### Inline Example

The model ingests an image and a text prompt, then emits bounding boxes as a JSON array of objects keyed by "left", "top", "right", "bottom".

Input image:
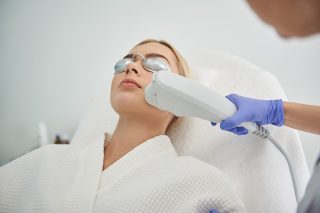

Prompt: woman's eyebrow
[{"left": 123, "top": 53, "right": 171, "bottom": 65}]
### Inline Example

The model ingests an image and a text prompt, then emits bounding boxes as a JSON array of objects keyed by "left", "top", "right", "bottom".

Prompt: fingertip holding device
[{"left": 144, "top": 71, "right": 299, "bottom": 203}]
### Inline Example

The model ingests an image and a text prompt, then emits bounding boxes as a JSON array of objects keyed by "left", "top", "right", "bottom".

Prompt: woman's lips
[
  {"left": 121, "top": 82, "right": 140, "bottom": 88},
  {"left": 120, "top": 78, "right": 142, "bottom": 89}
]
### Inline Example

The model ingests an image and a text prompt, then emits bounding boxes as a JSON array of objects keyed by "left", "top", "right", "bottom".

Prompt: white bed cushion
[{"left": 71, "top": 51, "right": 309, "bottom": 213}]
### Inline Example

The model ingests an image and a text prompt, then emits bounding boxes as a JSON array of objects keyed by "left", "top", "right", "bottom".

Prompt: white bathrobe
[{"left": 0, "top": 134, "right": 245, "bottom": 213}]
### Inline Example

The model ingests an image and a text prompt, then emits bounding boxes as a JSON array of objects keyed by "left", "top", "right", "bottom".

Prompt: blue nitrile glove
[
  {"left": 209, "top": 209, "right": 219, "bottom": 213},
  {"left": 211, "top": 94, "right": 284, "bottom": 135}
]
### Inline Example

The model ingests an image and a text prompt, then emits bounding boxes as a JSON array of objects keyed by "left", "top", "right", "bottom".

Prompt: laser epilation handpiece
[
  {"left": 144, "top": 71, "right": 261, "bottom": 135},
  {"left": 144, "top": 71, "right": 299, "bottom": 203}
]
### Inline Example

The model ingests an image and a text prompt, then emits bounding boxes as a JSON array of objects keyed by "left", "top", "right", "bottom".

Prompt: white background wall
[{"left": 1, "top": 0, "right": 319, "bottom": 170}]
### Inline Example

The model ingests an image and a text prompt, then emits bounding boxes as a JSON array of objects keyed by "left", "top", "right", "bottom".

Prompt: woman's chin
[{"left": 111, "top": 95, "right": 144, "bottom": 111}]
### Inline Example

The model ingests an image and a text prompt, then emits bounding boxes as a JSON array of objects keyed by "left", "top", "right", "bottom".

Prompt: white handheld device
[{"left": 144, "top": 71, "right": 258, "bottom": 133}]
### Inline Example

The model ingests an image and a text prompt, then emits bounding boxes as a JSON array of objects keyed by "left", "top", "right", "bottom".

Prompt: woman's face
[{"left": 110, "top": 42, "right": 180, "bottom": 122}]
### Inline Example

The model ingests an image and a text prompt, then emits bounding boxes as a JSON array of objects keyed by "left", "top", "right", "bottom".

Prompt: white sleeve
[{"left": 0, "top": 147, "right": 45, "bottom": 212}]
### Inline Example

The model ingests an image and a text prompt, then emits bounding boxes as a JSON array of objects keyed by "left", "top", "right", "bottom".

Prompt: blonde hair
[{"left": 134, "top": 39, "right": 192, "bottom": 135}]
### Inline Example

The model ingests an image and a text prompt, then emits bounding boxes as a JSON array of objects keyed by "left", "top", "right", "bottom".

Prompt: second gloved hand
[{"left": 211, "top": 94, "right": 284, "bottom": 135}]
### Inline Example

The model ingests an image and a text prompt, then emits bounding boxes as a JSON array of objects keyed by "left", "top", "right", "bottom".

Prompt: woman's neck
[{"left": 102, "top": 116, "right": 167, "bottom": 171}]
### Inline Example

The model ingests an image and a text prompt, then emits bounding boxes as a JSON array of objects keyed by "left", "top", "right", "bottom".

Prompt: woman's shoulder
[{"left": 0, "top": 144, "right": 79, "bottom": 172}]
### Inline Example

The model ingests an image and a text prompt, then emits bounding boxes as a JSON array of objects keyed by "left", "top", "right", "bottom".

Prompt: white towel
[{"left": 71, "top": 51, "right": 310, "bottom": 213}]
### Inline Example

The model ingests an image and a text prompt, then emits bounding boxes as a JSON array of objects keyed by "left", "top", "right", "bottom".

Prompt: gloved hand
[{"left": 211, "top": 94, "right": 284, "bottom": 135}]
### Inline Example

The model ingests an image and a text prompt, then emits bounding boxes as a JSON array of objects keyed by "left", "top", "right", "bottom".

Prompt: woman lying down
[{"left": 0, "top": 39, "right": 245, "bottom": 213}]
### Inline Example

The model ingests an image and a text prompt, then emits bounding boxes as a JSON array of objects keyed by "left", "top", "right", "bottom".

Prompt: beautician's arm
[
  {"left": 211, "top": 94, "right": 320, "bottom": 135},
  {"left": 284, "top": 102, "right": 320, "bottom": 135}
]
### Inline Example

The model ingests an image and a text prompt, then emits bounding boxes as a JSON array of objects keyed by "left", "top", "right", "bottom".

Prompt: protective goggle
[{"left": 114, "top": 53, "right": 171, "bottom": 74}]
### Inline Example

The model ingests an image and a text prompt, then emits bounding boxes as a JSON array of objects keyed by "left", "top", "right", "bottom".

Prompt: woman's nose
[{"left": 126, "top": 61, "right": 140, "bottom": 75}]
